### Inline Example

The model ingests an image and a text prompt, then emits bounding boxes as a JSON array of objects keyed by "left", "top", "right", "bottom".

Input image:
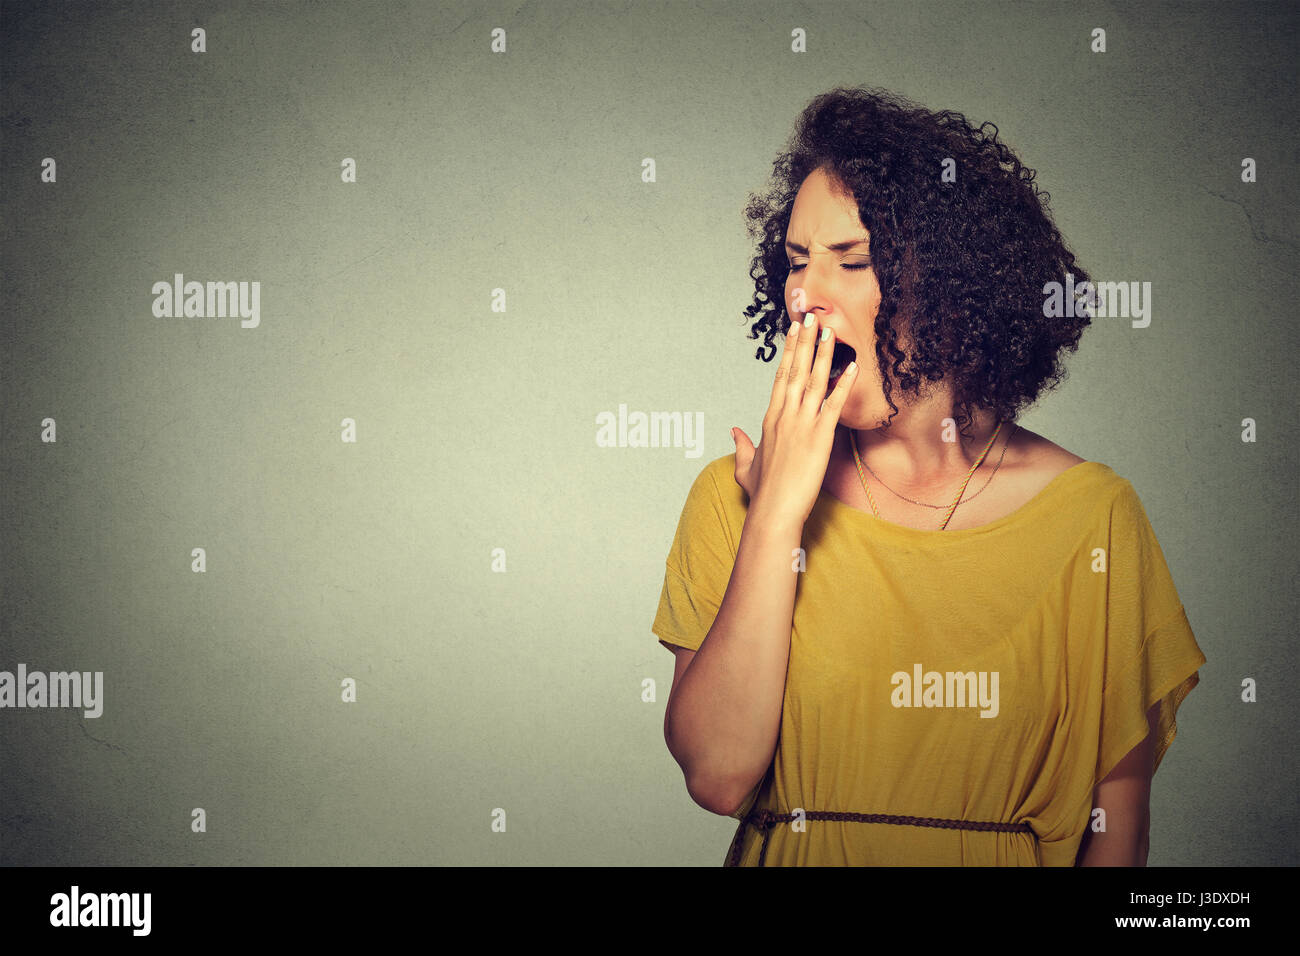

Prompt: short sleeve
[
  {"left": 653, "top": 459, "right": 760, "bottom": 821},
  {"left": 651, "top": 458, "right": 741, "bottom": 653},
  {"left": 1094, "top": 480, "right": 1207, "bottom": 787}
]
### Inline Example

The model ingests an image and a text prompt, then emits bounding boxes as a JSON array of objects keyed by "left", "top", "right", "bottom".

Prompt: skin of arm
[
  {"left": 1075, "top": 701, "right": 1161, "bottom": 866},
  {"left": 663, "top": 511, "right": 804, "bottom": 816}
]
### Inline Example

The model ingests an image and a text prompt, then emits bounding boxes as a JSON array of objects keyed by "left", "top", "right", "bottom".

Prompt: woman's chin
[
  {"left": 832, "top": 395, "right": 865, "bottom": 426},
  {"left": 834, "top": 397, "right": 886, "bottom": 431}
]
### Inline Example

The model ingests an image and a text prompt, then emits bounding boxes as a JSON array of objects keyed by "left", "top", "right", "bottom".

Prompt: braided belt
[{"left": 725, "top": 808, "right": 1037, "bottom": 867}]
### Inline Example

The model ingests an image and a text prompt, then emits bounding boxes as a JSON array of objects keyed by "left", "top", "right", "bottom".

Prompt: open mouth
[{"left": 826, "top": 341, "right": 857, "bottom": 391}]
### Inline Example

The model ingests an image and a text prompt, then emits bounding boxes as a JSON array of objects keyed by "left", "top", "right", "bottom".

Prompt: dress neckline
[{"left": 814, "top": 460, "right": 1110, "bottom": 538}]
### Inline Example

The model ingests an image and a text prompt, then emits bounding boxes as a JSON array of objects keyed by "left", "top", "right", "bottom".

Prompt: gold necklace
[
  {"left": 850, "top": 422, "right": 1013, "bottom": 530},
  {"left": 856, "top": 423, "right": 1019, "bottom": 508}
]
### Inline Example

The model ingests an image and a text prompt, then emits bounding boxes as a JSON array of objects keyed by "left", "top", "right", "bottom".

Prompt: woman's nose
[
  {"left": 793, "top": 258, "right": 839, "bottom": 307},
  {"left": 790, "top": 281, "right": 830, "bottom": 319}
]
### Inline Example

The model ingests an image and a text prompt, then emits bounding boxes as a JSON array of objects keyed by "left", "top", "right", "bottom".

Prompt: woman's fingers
[
  {"left": 819, "top": 359, "right": 858, "bottom": 431},
  {"left": 785, "top": 313, "right": 818, "bottom": 409},
  {"left": 803, "top": 323, "right": 835, "bottom": 416},
  {"left": 739, "top": 310, "right": 856, "bottom": 529},
  {"left": 765, "top": 316, "right": 800, "bottom": 426}
]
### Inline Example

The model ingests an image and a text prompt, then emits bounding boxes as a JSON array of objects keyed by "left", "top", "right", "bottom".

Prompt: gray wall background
[{"left": 1, "top": 0, "right": 1295, "bottom": 865}]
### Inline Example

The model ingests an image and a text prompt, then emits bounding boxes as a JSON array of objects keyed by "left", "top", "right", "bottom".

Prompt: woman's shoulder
[
  {"left": 1016, "top": 428, "right": 1110, "bottom": 485},
  {"left": 1015, "top": 427, "right": 1086, "bottom": 474},
  {"left": 676, "top": 453, "right": 749, "bottom": 521},
  {"left": 1013, "top": 427, "right": 1127, "bottom": 503}
]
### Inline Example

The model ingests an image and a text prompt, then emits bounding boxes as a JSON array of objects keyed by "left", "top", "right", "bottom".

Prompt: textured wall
[{"left": 1, "top": 0, "right": 1295, "bottom": 866}]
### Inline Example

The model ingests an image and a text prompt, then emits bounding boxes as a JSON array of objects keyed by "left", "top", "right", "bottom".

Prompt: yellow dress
[{"left": 652, "top": 454, "right": 1207, "bottom": 866}]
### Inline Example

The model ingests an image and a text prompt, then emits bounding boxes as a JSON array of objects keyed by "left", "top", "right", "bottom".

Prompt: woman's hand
[{"left": 732, "top": 313, "right": 858, "bottom": 529}]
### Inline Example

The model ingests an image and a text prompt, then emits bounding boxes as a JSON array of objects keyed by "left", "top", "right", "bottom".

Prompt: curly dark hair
[{"left": 742, "top": 86, "right": 1093, "bottom": 439}]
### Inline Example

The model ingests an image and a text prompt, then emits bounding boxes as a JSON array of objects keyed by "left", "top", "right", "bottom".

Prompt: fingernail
[
  {"left": 820, "top": 327, "right": 830, "bottom": 342},
  {"left": 803, "top": 313, "right": 815, "bottom": 328}
]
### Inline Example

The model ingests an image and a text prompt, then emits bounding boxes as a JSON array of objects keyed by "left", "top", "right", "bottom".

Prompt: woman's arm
[
  {"left": 1075, "top": 701, "right": 1161, "bottom": 866},
  {"left": 663, "top": 511, "right": 803, "bottom": 815}
]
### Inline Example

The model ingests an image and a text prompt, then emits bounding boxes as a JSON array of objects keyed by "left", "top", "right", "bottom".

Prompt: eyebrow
[{"left": 784, "top": 238, "right": 870, "bottom": 254}]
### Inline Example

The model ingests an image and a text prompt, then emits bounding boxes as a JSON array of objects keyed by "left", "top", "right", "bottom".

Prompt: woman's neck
[{"left": 846, "top": 409, "right": 1009, "bottom": 492}]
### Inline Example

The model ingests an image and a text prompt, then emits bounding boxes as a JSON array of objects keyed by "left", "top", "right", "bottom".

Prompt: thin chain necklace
[
  {"left": 856, "top": 422, "right": 1019, "bottom": 509},
  {"left": 850, "top": 422, "right": 1014, "bottom": 530}
]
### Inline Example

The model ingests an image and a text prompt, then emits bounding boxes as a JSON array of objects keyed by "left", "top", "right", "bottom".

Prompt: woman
[{"left": 652, "top": 87, "right": 1206, "bottom": 866}]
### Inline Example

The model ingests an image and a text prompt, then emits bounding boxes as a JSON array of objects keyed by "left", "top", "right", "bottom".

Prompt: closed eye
[{"left": 788, "top": 262, "right": 871, "bottom": 272}]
